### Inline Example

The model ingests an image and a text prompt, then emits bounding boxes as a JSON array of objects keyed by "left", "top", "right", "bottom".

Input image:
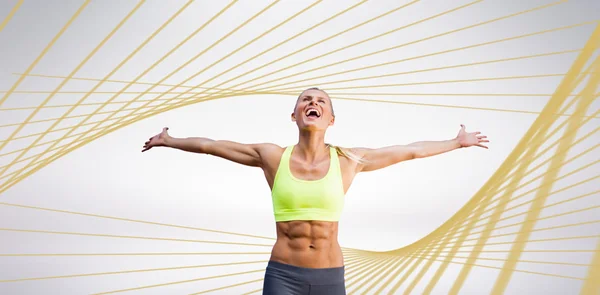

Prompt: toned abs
[
  {"left": 270, "top": 220, "right": 343, "bottom": 268},
  {"left": 261, "top": 145, "right": 359, "bottom": 269}
]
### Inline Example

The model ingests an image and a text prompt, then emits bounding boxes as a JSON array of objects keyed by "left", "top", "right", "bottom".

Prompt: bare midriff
[{"left": 269, "top": 220, "right": 343, "bottom": 268}]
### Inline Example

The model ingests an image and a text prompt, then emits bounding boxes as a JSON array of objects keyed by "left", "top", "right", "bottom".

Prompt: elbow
[
  {"left": 412, "top": 147, "right": 427, "bottom": 159},
  {"left": 196, "top": 139, "right": 215, "bottom": 154}
]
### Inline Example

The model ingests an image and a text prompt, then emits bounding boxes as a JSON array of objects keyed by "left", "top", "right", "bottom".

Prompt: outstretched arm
[
  {"left": 141, "top": 127, "right": 277, "bottom": 167},
  {"left": 354, "top": 124, "right": 489, "bottom": 172}
]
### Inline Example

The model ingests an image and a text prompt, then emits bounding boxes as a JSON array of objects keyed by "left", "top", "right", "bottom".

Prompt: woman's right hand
[{"left": 142, "top": 127, "right": 171, "bottom": 152}]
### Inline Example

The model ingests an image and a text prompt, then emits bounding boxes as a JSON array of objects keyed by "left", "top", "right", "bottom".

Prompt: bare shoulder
[
  {"left": 253, "top": 143, "right": 285, "bottom": 165},
  {"left": 253, "top": 142, "right": 285, "bottom": 154},
  {"left": 345, "top": 146, "right": 370, "bottom": 156},
  {"left": 251, "top": 143, "right": 286, "bottom": 181},
  {"left": 336, "top": 146, "right": 371, "bottom": 159},
  {"left": 332, "top": 146, "right": 370, "bottom": 172}
]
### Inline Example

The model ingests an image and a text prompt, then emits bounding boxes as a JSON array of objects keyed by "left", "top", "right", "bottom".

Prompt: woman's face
[{"left": 292, "top": 89, "right": 335, "bottom": 131}]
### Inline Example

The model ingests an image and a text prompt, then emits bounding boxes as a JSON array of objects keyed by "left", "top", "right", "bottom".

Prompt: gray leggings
[{"left": 262, "top": 261, "right": 346, "bottom": 295}]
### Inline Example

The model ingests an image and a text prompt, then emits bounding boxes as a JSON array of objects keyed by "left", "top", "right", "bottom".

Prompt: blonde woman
[{"left": 142, "top": 87, "right": 489, "bottom": 294}]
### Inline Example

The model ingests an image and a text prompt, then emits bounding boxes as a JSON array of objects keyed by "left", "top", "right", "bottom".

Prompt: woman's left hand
[{"left": 456, "top": 124, "right": 489, "bottom": 149}]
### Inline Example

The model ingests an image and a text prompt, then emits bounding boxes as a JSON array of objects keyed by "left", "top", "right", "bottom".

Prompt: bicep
[{"left": 202, "top": 140, "right": 272, "bottom": 167}]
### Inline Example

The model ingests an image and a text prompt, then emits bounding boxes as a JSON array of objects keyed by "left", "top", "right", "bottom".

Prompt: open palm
[
  {"left": 142, "top": 127, "right": 170, "bottom": 152},
  {"left": 456, "top": 124, "right": 489, "bottom": 149}
]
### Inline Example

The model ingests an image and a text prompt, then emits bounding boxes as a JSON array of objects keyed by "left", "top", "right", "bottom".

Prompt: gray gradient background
[{"left": 0, "top": 0, "right": 599, "bottom": 294}]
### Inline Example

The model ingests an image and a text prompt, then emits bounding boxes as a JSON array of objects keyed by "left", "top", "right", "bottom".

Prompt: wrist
[
  {"left": 162, "top": 135, "right": 174, "bottom": 147},
  {"left": 452, "top": 137, "right": 462, "bottom": 148}
]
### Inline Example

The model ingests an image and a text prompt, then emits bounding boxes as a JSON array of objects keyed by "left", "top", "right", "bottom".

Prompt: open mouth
[{"left": 305, "top": 108, "right": 321, "bottom": 118}]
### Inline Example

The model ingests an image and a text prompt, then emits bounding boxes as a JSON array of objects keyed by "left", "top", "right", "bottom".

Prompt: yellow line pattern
[
  {"left": 0, "top": 0, "right": 23, "bottom": 33},
  {"left": 0, "top": 1, "right": 598, "bottom": 294}
]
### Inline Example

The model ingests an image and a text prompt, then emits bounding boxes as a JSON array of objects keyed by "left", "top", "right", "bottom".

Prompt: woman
[{"left": 141, "top": 87, "right": 489, "bottom": 294}]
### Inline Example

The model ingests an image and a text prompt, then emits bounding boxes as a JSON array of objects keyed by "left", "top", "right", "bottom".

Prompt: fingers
[
  {"left": 142, "top": 141, "right": 151, "bottom": 152},
  {"left": 477, "top": 135, "right": 489, "bottom": 144},
  {"left": 458, "top": 125, "right": 489, "bottom": 149},
  {"left": 142, "top": 137, "right": 154, "bottom": 152},
  {"left": 142, "top": 127, "right": 167, "bottom": 153},
  {"left": 142, "top": 127, "right": 167, "bottom": 152}
]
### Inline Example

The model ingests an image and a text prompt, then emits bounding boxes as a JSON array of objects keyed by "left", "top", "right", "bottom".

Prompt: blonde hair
[
  {"left": 327, "top": 144, "right": 367, "bottom": 164},
  {"left": 298, "top": 87, "right": 368, "bottom": 164}
]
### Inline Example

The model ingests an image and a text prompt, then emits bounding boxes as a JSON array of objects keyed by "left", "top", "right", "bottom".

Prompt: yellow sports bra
[{"left": 271, "top": 145, "right": 345, "bottom": 222}]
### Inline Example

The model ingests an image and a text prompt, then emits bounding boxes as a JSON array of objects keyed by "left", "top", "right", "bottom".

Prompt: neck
[{"left": 296, "top": 129, "right": 328, "bottom": 162}]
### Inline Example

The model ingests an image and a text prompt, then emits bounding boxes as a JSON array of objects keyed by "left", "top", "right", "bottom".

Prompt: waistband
[{"left": 266, "top": 260, "right": 345, "bottom": 285}]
